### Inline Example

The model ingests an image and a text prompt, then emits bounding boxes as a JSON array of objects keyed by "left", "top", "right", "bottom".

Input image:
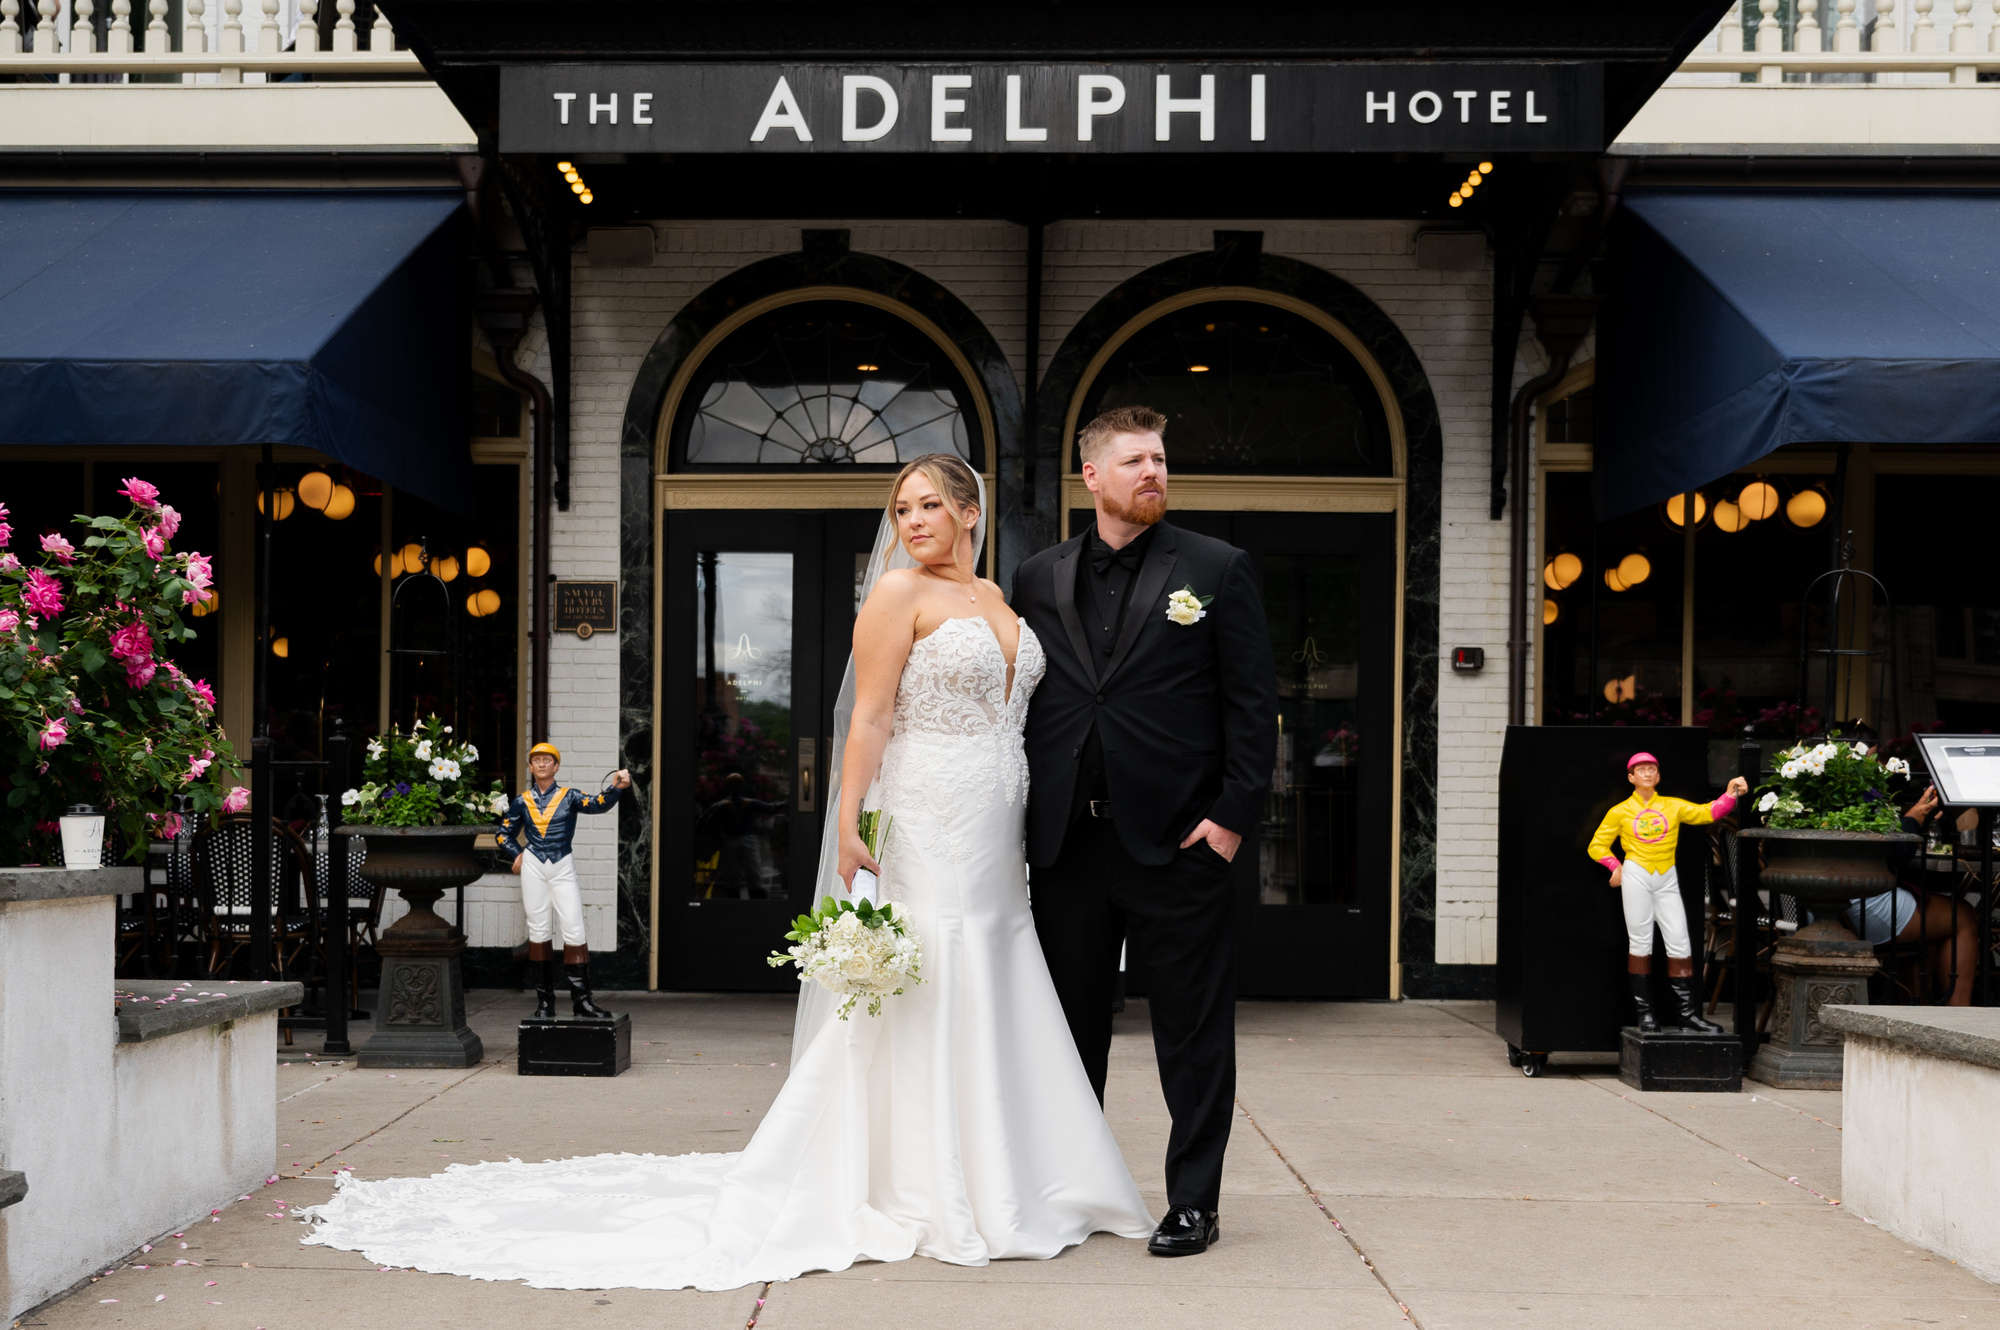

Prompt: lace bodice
[
  {"left": 890, "top": 616, "right": 1044, "bottom": 738},
  {"left": 875, "top": 617, "right": 1045, "bottom": 862}
]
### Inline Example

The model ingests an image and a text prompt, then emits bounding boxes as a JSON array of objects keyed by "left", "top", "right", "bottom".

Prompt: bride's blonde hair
[{"left": 884, "top": 454, "right": 981, "bottom": 566}]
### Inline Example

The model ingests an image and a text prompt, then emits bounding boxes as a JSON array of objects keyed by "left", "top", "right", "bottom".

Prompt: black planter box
[
  {"left": 1619, "top": 1027, "right": 1743, "bottom": 1093},
  {"left": 518, "top": 1013, "right": 631, "bottom": 1077}
]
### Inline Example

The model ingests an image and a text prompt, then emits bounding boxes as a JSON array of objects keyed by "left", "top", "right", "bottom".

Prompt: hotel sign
[{"left": 499, "top": 63, "right": 1602, "bottom": 154}]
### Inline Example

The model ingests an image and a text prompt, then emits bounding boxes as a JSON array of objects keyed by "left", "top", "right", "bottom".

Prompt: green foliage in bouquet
[
  {"left": 341, "top": 714, "right": 504, "bottom": 827},
  {"left": 1754, "top": 737, "right": 1910, "bottom": 834},
  {"left": 856, "top": 808, "right": 893, "bottom": 861},
  {"left": 773, "top": 893, "right": 906, "bottom": 951},
  {"left": 0, "top": 480, "right": 240, "bottom": 864}
]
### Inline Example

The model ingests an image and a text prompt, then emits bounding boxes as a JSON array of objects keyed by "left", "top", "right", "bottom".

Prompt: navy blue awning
[
  {"left": 0, "top": 190, "right": 471, "bottom": 514},
  {"left": 1596, "top": 190, "right": 2000, "bottom": 518}
]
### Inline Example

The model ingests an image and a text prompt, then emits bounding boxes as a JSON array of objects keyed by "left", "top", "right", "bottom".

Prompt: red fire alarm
[{"left": 1451, "top": 647, "right": 1485, "bottom": 672}]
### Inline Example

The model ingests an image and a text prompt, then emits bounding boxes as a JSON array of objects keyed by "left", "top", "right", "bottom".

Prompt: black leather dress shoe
[{"left": 1147, "top": 1204, "right": 1220, "bottom": 1256}]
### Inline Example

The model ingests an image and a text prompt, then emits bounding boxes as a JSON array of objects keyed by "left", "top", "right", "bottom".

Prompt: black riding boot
[
  {"left": 1626, "top": 972, "right": 1659, "bottom": 1033},
  {"left": 532, "top": 952, "right": 558, "bottom": 1020},
  {"left": 566, "top": 963, "right": 612, "bottom": 1020},
  {"left": 1669, "top": 978, "right": 1723, "bottom": 1033}
]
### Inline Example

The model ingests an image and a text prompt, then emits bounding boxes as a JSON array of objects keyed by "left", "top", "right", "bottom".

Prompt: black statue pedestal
[
  {"left": 1619, "top": 1027, "right": 1743, "bottom": 1093},
  {"left": 519, "top": 1014, "right": 631, "bottom": 1077},
  {"left": 338, "top": 826, "right": 490, "bottom": 1069}
]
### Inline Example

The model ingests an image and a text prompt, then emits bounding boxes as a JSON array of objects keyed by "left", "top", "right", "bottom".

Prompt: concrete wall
[
  {"left": 1841, "top": 1032, "right": 2000, "bottom": 1283},
  {"left": 561, "top": 216, "right": 1509, "bottom": 971},
  {"left": 0, "top": 897, "right": 279, "bottom": 1320}
]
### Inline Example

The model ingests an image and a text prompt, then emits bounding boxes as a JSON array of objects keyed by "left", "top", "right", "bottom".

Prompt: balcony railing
[
  {"left": 0, "top": 0, "right": 425, "bottom": 81},
  {"left": 1681, "top": 0, "right": 2000, "bottom": 83}
]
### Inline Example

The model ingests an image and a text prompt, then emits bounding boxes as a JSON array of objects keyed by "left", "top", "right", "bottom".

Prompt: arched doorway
[
  {"left": 1061, "top": 287, "right": 1413, "bottom": 1000},
  {"left": 641, "top": 281, "right": 1009, "bottom": 990}
]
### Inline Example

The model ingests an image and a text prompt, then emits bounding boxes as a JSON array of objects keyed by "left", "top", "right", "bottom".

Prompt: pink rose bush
[{"left": 0, "top": 479, "right": 235, "bottom": 865}]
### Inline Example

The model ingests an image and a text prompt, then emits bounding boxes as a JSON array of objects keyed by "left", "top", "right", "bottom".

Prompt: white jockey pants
[
  {"left": 521, "top": 852, "right": 586, "bottom": 948},
  {"left": 1620, "top": 864, "right": 1692, "bottom": 960}
]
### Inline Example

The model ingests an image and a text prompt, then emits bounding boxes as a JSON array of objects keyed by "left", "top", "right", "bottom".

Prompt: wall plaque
[
  {"left": 499, "top": 61, "right": 1603, "bottom": 155},
  {"left": 554, "top": 581, "right": 618, "bottom": 640}
]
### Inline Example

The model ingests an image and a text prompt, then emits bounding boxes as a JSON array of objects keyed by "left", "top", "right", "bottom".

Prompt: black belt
[{"left": 1089, "top": 799, "right": 1114, "bottom": 820}]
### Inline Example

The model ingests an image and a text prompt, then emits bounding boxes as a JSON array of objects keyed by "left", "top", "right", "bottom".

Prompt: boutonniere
[{"left": 1165, "top": 584, "right": 1213, "bottom": 626}]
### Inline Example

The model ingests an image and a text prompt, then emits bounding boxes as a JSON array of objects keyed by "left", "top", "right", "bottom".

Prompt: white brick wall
[
  {"left": 378, "top": 872, "right": 538, "bottom": 950},
  {"left": 557, "top": 217, "right": 1517, "bottom": 969}
]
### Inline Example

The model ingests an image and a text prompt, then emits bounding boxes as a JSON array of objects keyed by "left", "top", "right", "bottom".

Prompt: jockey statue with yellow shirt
[
  {"left": 1587, "top": 753, "right": 1748, "bottom": 1035},
  {"left": 497, "top": 742, "right": 632, "bottom": 1020}
]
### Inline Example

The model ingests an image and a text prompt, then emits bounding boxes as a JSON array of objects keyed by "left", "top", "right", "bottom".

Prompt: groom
[{"left": 1012, "top": 405, "right": 1277, "bottom": 1256}]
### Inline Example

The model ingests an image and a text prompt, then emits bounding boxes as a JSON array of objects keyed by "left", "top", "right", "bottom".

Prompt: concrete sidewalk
[{"left": 22, "top": 993, "right": 1994, "bottom": 1330}]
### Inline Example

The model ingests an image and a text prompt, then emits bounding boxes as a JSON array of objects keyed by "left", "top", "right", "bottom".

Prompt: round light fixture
[
  {"left": 580, "top": 192, "right": 594, "bottom": 205},
  {"left": 1458, "top": 185, "right": 1473, "bottom": 199},
  {"left": 1543, "top": 551, "right": 1582, "bottom": 591},
  {"left": 400, "top": 542, "right": 425, "bottom": 574},
  {"left": 1617, "top": 552, "right": 1652, "bottom": 587},
  {"left": 323, "top": 484, "right": 356, "bottom": 521},
  {"left": 1603, "top": 674, "right": 1636, "bottom": 704},
  {"left": 1786, "top": 488, "right": 1827, "bottom": 528},
  {"left": 556, "top": 161, "right": 573, "bottom": 172},
  {"left": 467, "top": 588, "right": 502, "bottom": 618},
  {"left": 1479, "top": 161, "right": 1494, "bottom": 173},
  {"left": 1738, "top": 479, "right": 1780, "bottom": 522},
  {"left": 270, "top": 634, "right": 289, "bottom": 659},
  {"left": 1605, "top": 566, "right": 1630, "bottom": 593},
  {"left": 1543, "top": 597, "right": 1559, "bottom": 626},
  {"left": 571, "top": 181, "right": 585, "bottom": 195},
  {"left": 855, "top": 363, "right": 880, "bottom": 372},
  {"left": 434, "top": 554, "right": 460, "bottom": 583},
  {"left": 1188, "top": 364, "right": 1211, "bottom": 373},
  {"left": 1664, "top": 492, "right": 1709, "bottom": 528},
  {"left": 1712, "top": 499, "right": 1748, "bottom": 533},
  {"left": 255, "top": 487, "right": 296, "bottom": 520},
  {"left": 297, "top": 470, "right": 334, "bottom": 511},
  {"left": 465, "top": 546, "right": 492, "bottom": 578},
  {"left": 1448, "top": 196, "right": 1463, "bottom": 208}
]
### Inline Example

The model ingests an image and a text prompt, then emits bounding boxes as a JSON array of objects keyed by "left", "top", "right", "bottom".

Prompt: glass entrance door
[
  {"left": 1076, "top": 509, "right": 1398, "bottom": 998},
  {"left": 660, "top": 508, "right": 880, "bottom": 989}
]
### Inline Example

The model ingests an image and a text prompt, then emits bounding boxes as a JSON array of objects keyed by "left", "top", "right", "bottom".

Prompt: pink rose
[
  {"left": 142, "top": 527, "right": 167, "bottom": 561},
  {"left": 124, "top": 658, "right": 157, "bottom": 689},
  {"left": 152, "top": 812, "right": 184, "bottom": 839},
  {"left": 0, "top": 553, "right": 18, "bottom": 572},
  {"left": 0, "top": 610, "right": 15, "bottom": 633},
  {"left": 221, "top": 785, "right": 250, "bottom": 814},
  {"left": 118, "top": 477, "right": 160, "bottom": 509},
  {"left": 66, "top": 695, "right": 82, "bottom": 715},
  {"left": 109, "top": 621, "right": 153, "bottom": 662},
  {"left": 188, "top": 678, "right": 217, "bottom": 710},
  {"left": 188, "top": 748, "right": 214, "bottom": 781},
  {"left": 39, "top": 533, "right": 76, "bottom": 565},
  {"left": 180, "top": 552, "right": 213, "bottom": 605},
  {"left": 157, "top": 505, "right": 181, "bottom": 540},
  {"left": 37, "top": 716, "right": 67, "bottom": 750},
  {"left": 22, "top": 568, "right": 62, "bottom": 619}
]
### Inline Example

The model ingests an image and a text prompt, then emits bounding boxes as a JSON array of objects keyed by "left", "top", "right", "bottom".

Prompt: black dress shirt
[{"left": 1069, "top": 523, "right": 1159, "bottom": 821}]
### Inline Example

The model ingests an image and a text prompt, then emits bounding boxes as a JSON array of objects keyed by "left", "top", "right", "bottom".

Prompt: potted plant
[
  {"left": 0, "top": 481, "right": 242, "bottom": 867},
  {"left": 1741, "top": 736, "right": 1919, "bottom": 1089},
  {"left": 335, "top": 715, "right": 506, "bottom": 934},
  {"left": 334, "top": 715, "right": 503, "bottom": 1068}
]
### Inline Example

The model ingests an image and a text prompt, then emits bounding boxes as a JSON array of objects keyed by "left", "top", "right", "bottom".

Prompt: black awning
[
  {"left": 0, "top": 190, "right": 472, "bottom": 514},
  {"left": 1596, "top": 190, "right": 2000, "bottom": 519}
]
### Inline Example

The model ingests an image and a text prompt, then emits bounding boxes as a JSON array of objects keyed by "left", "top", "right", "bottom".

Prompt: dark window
[
  {"left": 670, "top": 300, "right": 980, "bottom": 470},
  {"left": 1544, "top": 385, "right": 1594, "bottom": 444},
  {"left": 1075, "top": 300, "right": 1393, "bottom": 475},
  {"left": 471, "top": 374, "right": 522, "bottom": 439}
]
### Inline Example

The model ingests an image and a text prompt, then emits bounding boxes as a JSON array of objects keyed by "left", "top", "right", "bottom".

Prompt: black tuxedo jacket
[{"left": 1013, "top": 519, "right": 1278, "bottom": 868}]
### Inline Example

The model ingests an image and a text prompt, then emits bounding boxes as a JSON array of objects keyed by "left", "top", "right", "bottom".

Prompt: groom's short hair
[{"left": 1078, "top": 405, "right": 1168, "bottom": 466}]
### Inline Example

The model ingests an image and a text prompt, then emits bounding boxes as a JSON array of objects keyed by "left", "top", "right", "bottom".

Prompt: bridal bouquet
[{"left": 768, "top": 811, "right": 922, "bottom": 1018}]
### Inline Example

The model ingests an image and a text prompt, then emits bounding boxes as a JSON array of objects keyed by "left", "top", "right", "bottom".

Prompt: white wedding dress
[{"left": 302, "top": 615, "right": 1155, "bottom": 1290}]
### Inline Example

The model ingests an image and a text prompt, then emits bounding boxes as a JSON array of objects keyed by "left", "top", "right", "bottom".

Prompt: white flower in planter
[{"left": 1757, "top": 791, "right": 1778, "bottom": 813}]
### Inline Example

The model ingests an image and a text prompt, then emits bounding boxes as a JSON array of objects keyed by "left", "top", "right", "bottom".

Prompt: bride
[{"left": 302, "top": 454, "right": 1154, "bottom": 1290}]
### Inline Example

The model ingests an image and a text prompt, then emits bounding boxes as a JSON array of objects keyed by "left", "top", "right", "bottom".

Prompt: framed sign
[
  {"left": 499, "top": 61, "right": 1603, "bottom": 155},
  {"left": 1913, "top": 734, "right": 2000, "bottom": 807},
  {"left": 554, "top": 581, "right": 618, "bottom": 640}
]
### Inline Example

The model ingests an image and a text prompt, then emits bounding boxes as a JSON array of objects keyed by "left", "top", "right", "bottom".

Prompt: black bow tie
[{"left": 1090, "top": 538, "right": 1144, "bottom": 576}]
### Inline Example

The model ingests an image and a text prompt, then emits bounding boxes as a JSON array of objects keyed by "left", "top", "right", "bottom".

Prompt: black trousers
[{"left": 1031, "top": 815, "right": 1238, "bottom": 1213}]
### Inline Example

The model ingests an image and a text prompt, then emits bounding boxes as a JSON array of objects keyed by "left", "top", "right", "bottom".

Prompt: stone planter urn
[
  {"left": 335, "top": 824, "right": 496, "bottom": 1068},
  {"left": 1739, "top": 826, "right": 1918, "bottom": 1090}
]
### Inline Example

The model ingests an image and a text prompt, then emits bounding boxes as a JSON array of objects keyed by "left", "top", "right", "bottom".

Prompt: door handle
[{"left": 797, "top": 737, "right": 818, "bottom": 813}]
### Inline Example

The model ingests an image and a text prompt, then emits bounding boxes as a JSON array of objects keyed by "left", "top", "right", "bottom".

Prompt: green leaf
[{"left": 72, "top": 640, "right": 108, "bottom": 677}]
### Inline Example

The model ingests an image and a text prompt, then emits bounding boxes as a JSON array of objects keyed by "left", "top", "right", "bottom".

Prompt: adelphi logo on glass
[{"left": 499, "top": 63, "right": 1602, "bottom": 155}]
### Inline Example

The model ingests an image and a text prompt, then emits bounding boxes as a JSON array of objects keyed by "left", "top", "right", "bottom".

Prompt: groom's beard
[{"left": 1101, "top": 484, "right": 1167, "bottom": 527}]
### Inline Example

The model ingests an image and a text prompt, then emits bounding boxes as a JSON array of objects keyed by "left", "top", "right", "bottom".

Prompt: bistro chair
[{"left": 192, "top": 814, "right": 324, "bottom": 986}]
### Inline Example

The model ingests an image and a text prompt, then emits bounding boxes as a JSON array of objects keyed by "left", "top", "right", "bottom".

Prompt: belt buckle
[{"left": 1089, "top": 799, "right": 1113, "bottom": 820}]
